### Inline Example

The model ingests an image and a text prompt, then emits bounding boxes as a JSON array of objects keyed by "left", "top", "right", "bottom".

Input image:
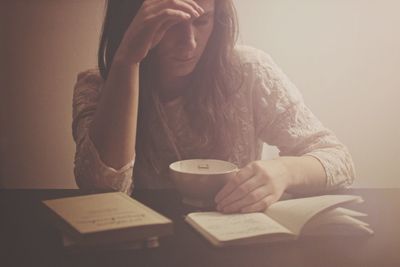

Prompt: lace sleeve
[
  {"left": 249, "top": 49, "right": 355, "bottom": 190},
  {"left": 72, "top": 70, "right": 134, "bottom": 194}
]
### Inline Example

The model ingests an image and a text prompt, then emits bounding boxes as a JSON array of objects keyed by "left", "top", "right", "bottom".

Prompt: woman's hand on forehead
[
  {"left": 114, "top": 0, "right": 205, "bottom": 65},
  {"left": 145, "top": 0, "right": 204, "bottom": 18}
]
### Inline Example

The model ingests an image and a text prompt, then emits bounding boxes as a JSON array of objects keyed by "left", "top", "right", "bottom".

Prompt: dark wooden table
[{"left": 1, "top": 188, "right": 399, "bottom": 267}]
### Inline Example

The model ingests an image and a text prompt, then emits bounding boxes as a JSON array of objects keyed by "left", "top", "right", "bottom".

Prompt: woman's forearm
[
  {"left": 89, "top": 60, "right": 140, "bottom": 169},
  {"left": 278, "top": 156, "right": 327, "bottom": 195}
]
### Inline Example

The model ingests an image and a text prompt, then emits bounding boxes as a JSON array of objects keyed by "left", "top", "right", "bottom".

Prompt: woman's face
[{"left": 153, "top": 0, "right": 215, "bottom": 82}]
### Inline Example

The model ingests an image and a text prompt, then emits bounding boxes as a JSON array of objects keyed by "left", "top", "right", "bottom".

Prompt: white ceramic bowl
[{"left": 169, "top": 159, "right": 238, "bottom": 208}]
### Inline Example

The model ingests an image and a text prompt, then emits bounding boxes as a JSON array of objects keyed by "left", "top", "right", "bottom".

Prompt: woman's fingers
[
  {"left": 139, "top": 0, "right": 206, "bottom": 49},
  {"left": 148, "top": 8, "right": 192, "bottom": 27},
  {"left": 215, "top": 165, "right": 254, "bottom": 203},
  {"left": 164, "top": 0, "right": 205, "bottom": 15},
  {"left": 215, "top": 160, "right": 289, "bottom": 213},
  {"left": 118, "top": 0, "right": 205, "bottom": 63},
  {"left": 145, "top": 0, "right": 204, "bottom": 20},
  {"left": 145, "top": 8, "right": 189, "bottom": 25},
  {"left": 151, "top": 14, "right": 188, "bottom": 46},
  {"left": 219, "top": 186, "right": 272, "bottom": 213},
  {"left": 131, "top": 8, "right": 189, "bottom": 56},
  {"left": 240, "top": 195, "right": 278, "bottom": 213},
  {"left": 147, "top": 9, "right": 193, "bottom": 48},
  {"left": 216, "top": 173, "right": 265, "bottom": 210}
]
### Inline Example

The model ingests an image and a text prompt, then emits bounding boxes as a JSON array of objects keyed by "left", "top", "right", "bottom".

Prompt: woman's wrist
[
  {"left": 113, "top": 38, "right": 144, "bottom": 67},
  {"left": 275, "top": 156, "right": 327, "bottom": 195},
  {"left": 111, "top": 54, "right": 140, "bottom": 71}
]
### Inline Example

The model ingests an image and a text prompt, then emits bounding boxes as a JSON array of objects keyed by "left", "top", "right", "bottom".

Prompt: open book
[
  {"left": 42, "top": 192, "right": 173, "bottom": 247},
  {"left": 185, "top": 195, "right": 373, "bottom": 247}
]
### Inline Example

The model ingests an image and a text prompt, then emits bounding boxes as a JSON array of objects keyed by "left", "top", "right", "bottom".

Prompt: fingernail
[{"left": 196, "top": 6, "right": 204, "bottom": 13}]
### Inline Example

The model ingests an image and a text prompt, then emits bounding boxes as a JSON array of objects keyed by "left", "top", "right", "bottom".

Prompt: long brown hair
[{"left": 98, "top": 0, "right": 243, "bottom": 175}]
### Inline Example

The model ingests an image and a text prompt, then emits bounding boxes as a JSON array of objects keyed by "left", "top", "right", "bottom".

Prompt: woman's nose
[{"left": 179, "top": 23, "right": 197, "bottom": 51}]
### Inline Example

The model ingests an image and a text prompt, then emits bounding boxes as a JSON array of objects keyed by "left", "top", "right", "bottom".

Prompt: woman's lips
[{"left": 173, "top": 56, "right": 196, "bottom": 63}]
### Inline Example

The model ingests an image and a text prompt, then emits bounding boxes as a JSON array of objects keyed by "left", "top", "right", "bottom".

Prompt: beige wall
[
  {"left": 1, "top": 1, "right": 399, "bottom": 188},
  {"left": 2, "top": 0, "right": 104, "bottom": 188},
  {"left": 235, "top": 0, "right": 400, "bottom": 187}
]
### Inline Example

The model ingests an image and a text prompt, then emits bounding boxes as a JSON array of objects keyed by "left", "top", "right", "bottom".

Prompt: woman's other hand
[
  {"left": 214, "top": 160, "right": 291, "bottom": 213},
  {"left": 115, "top": 0, "right": 205, "bottom": 64}
]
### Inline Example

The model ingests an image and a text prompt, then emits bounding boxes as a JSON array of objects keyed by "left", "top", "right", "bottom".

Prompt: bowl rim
[{"left": 169, "top": 159, "right": 238, "bottom": 175}]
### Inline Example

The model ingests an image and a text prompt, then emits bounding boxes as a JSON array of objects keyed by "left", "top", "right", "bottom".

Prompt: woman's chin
[{"left": 168, "top": 65, "right": 197, "bottom": 78}]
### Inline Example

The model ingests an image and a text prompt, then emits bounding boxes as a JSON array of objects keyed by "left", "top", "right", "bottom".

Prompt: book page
[
  {"left": 265, "top": 195, "right": 363, "bottom": 236},
  {"left": 303, "top": 224, "right": 374, "bottom": 236},
  {"left": 43, "top": 192, "right": 171, "bottom": 234},
  {"left": 302, "top": 207, "right": 373, "bottom": 235},
  {"left": 302, "top": 215, "right": 374, "bottom": 236},
  {"left": 306, "top": 213, "right": 369, "bottom": 228},
  {"left": 186, "top": 212, "right": 292, "bottom": 243},
  {"left": 323, "top": 207, "right": 367, "bottom": 218}
]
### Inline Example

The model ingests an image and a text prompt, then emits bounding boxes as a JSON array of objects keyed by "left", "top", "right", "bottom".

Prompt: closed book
[{"left": 42, "top": 192, "right": 173, "bottom": 246}]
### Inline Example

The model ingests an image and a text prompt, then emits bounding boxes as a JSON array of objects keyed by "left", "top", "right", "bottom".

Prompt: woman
[{"left": 73, "top": 0, "right": 355, "bottom": 213}]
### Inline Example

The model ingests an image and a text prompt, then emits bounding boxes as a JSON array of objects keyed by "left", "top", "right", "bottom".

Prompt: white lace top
[{"left": 72, "top": 46, "right": 355, "bottom": 195}]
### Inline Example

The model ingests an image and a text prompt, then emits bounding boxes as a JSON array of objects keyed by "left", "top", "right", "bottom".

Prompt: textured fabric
[{"left": 72, "top": 45, "right": 355, "bottom": 194}]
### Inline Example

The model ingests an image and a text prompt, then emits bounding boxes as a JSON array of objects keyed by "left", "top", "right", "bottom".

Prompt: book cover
[{"left": 42, "top": 192, "right": 173, "bottom": 246}]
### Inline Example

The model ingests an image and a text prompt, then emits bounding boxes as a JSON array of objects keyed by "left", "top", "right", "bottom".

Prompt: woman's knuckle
[
  {"left": 253, "top": 161, "right": 263, "bottom": 169},
  {"left": 245, "top": 163, "right": 254, "bottom": 170},
  {"left": 261, "top": 168, "right": 269, "bottom": 177},
  {"left": 170, "top": 0, "right": 180, "bottom": 7},
  {"left": 142, "top": 2, "right": 149, "bottom": 9},
  {"left": 239, "top": 165, "right": 250, "bottom": 176},
  {"left": 236, "top": 170, "right": 245, "bottom": 179},
  {"left": 164, "top": 9, "right": 173, "bottom": 16}
]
